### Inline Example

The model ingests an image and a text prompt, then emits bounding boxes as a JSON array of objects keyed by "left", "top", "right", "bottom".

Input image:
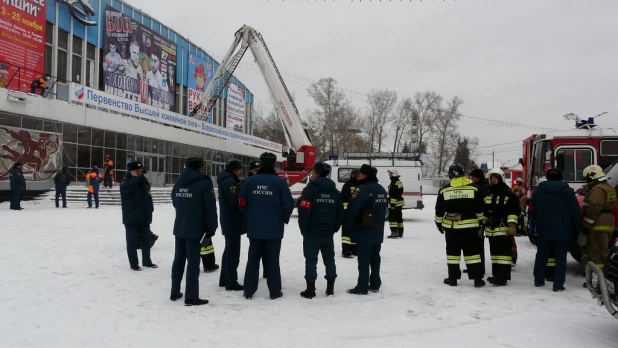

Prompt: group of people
[
  {"left": 436, "top": 162, "right": 616, "bottom": 292},
  {"left": 120, "top": 152, "right": 394, "bottom": 306}
]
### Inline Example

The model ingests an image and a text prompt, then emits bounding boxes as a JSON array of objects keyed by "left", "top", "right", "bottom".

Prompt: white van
[{"left": 289, "top": 155, "right": 424, "bottom": 210}]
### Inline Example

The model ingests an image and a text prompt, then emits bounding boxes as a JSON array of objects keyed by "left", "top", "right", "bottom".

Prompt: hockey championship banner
[
  {"left": 186, "top": 53, "right": 213, "bottom": 122},
  {"left": 103, "top": 5, "right": 176, "bottom": 110},
  {"left": 226, "top": 81, "right": 246, "bottom": 133},
  {"left": 0, "top": 0, "right": 47, "bottom": 91}
]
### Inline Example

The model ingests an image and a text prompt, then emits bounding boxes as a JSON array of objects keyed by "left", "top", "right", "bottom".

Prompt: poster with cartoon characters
[
  {"left": 0, "top": 126, "right": 61, "bottom": 181},
  {"left": 102, "top": 5, "right": 176, "bottom": 111},
  {"left": 186, "top": 53, "right": 213, "bottom": 123}
]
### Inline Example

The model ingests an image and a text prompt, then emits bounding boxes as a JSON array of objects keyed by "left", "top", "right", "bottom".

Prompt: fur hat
[
  {"left": 185, "top": 157, "right": 204, "bottom": 170},
  {"left": 469, "top": 168, "right": 485, "bottom": 180},
  {"left": 226, "top": 159, "right": 242, "bottom": 172},
  {"left": 546, "top": 168, "right": 563, "bottom": 181},
  {"left": 249, "top": 160, "right": 261, "bottom": 170},
  {"left": 359, "top": 164, "right": 377, "bottom": 177},
  {"left": 259, "top": 152, "right": 277, "bottom": 168},
  {"left": 313, "top": 161, "right": 331, "bottom": 176}
]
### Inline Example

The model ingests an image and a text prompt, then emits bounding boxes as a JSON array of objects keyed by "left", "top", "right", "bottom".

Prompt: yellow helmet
[{"left": 583, "top": 165, "right": 606, "bottom": 181}]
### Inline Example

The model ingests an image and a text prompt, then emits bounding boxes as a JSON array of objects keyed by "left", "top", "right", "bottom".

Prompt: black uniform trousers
[
  {"left": 200, "top": 239, "right": 217, "bottom": 270},
  {"left": 10, "top": 189, "right": 23, "bottom": 210},
  {"left": 243, "top": 239, "right": 282, "bottom": 297},
  {"left": 303, "top": 235, "right": 337, "bottom": 281},
  {"left": 103, "top": 176, "right": 113, "bottom": 188},
  {"left": 125, "top": 223, "right": 152, "bottom": 267},
  {"left": 219, "top": 234, "right": 241, "bottom": 287},
  {"left": 55, "top": 188, "right": 67, "bottom": 207},
  {"left": 171, "top": 236, "right": 201, "bottom": 300},
  {"left": 341, "top": 225, "right": 357, "bottom": 256},
  {"left": 354, "top": 243, "right": 382, "bottom": 293},
  {"left": 445, "top": 228, "right": 484, "bottom": 280},
  {"left": 87, "top": 192, "right": 99, "bottom": 208},
  {"left": 488, "top": 235, "right": 512, "bottom": 280},
  {"left": 389, "top": 207, "right": 404, "bottom": 234},
  {"left": 534, "top": 239, "right": 568, "bottom": 289}
]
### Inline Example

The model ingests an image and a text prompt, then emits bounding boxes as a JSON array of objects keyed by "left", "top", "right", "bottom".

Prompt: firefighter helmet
[
  {"left": 448, "top": 163, "right": 465, "bottom": 179},
  {"left": 583, "top": 165, "right": 606, "bottom": 181},
  {"left": 387, "top": 168, "right": 399, "bottom": 176},
  {"left": 488, "top": 167, "right": 504, "bottom": 181}
]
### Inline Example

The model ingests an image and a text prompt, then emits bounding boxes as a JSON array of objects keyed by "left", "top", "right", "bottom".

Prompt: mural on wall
[{"left": 0, "top": 127, "right": 62, "bottom": 181}]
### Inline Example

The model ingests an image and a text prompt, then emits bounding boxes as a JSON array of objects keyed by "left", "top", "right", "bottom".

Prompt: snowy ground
[{"left": 1, "top": 195, "right": 616, "bottom": 348}]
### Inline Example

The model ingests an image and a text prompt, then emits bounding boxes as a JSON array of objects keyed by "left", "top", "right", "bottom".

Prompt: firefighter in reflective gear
[
  {"left": 387, "top": 168, "right": 405, "bottom": 238},
  {"left": 483, "top": 168, "right": 521, "bottom": 286},
  {"left": 340, "top": 169, "right": 359, "bottom": 258},
  {"left": 578, "top": 165, "right": 617, "bottom": 270},
  {"left": 200, "top": 239, "right": 219, "bottom": 272},
  {"left": 435, "top": 163, "right": 486, "bottom": 288}
]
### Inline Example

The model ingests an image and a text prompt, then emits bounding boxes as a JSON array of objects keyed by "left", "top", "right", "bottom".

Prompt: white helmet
[
  {"left": 583, "top": 165, "right": 606, "bottom": 181},
  {"left": 488, "top": 167, "right": 504, "bottom": 181},
  {"left": 388, "top": 168, "right": 399, "bottom": 176}
]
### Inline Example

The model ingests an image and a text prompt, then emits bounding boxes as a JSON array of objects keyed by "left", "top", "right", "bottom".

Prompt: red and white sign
[{"left": 0, "top": 0, "right": 47, "bottom": 91}]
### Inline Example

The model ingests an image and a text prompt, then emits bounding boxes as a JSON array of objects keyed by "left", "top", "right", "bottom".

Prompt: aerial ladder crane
[{"left": 189, "top": 25, "right": 315, "bottom": 185}]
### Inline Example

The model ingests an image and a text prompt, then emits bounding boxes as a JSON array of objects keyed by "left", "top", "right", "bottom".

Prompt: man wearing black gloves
[
  {"left": 170, "top": 157, "right": 218, "bottom": 306},
  {"left": 240, "top": 152, "right": 294, "bottom": 300},
  {"left": 120, "top": 161, "right": 156, "bottom": 271},
  {"left": 217, "top": 159, "right": 245, "bottom": 291},
  {"left": 298, "top": 161, "right": 344, "bottom": 298}
]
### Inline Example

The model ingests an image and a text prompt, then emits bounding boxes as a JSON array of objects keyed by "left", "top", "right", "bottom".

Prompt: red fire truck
[{"left": 520, "top": 116, "right": 618, "bottom": 256}]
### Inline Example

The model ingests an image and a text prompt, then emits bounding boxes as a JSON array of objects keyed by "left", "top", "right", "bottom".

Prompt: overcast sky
[{"left": 126, "top": 0, "right": 618, "bottom": 167}]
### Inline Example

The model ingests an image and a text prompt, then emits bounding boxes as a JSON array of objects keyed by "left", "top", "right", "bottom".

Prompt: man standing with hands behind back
[{"left": 170, "top": 157, "right": 218, "bottom": 306}]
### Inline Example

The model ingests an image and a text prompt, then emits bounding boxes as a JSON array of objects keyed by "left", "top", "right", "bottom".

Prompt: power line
[{"left": 477, "top": 140, "right": 522, "bottom": 149}]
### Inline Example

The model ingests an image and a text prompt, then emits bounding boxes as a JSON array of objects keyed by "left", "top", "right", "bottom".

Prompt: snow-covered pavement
[{"left": 1, "top": 195, "right": 616, "bottom": 348}]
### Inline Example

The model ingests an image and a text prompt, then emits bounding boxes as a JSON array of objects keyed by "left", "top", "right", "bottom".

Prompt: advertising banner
[
  {"left": 103, "top": 5, "right": 176, "bottom": 111},
  {"left": 0, "top": 0, "right": 47, "bottom": 91},
  {"left": 0, "top": 126, "right": 61, "bottom": 181},
  {"left": 186, "top": 53, "right": 212, "bottom": 122},
  {"left": 69, "top": 83, "right": 282, "bottom": 153},
  {"left": 226, "top": 82, "right": 246, "bottom": 133}
]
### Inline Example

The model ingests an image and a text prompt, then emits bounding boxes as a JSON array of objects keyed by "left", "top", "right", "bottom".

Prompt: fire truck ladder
[{"left": 190, "top": 42, "right": 249, "bottom": 119}]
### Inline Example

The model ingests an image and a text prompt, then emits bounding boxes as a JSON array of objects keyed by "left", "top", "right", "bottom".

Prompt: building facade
[{"left": 0, "top": 0, "right": 282, "bottom": 191}]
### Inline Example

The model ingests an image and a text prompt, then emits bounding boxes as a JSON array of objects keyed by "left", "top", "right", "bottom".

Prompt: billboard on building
[
  {"left": 103, "top": 5, "right": 176, "bottom": 111},
  {"left": 186, "top": 53, "right": 212, "bottom": 122},
  {"left": 0, "top": 126, "right": 62, "bottom": 182},
  {"left": 226, "top": 82, "right": 245, "bottom": 133},
  {"left": 0, "top": 1, "right": 47, "bottom": 91}
]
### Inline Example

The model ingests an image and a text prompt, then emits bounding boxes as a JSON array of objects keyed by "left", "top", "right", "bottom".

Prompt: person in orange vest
[
  {"left": 103, "top": 154, "right": 115, "bottom": 188},
  {"left": 86, "top": 166, "right": 103, "bottom": 208},
  {"left": 30, "top": 75, "right": 49, "bottom": 96}
]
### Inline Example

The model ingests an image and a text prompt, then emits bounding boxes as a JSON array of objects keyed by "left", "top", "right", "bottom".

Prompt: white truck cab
[{"left": 289, "top": 153, "right": 424, "bottom": 210}]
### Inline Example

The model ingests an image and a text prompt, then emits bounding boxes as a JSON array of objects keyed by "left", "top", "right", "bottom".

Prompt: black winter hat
[
  {"left": 470, "top": 169, "right": 485, "bottom": 180},
  {"left": 14, "top": 162, "right": 22, "bottom": 167},
  {"left": 313, "top": 161, "right": 331, "bottom": 176},
  {"left": 62, "top": 166, "right": 69, "bottom": 172},
  {"left": 359, "top": 164, "right": 377, "bottom": 177},
  {"left": 226, "top": 159, "right": 242, "bottom": 172},
  {"left": 185, "top": 157, "right": 204, "bottom": 170},
  {"left": 259, "top": 152, "right": 277, "bottom": 168},
  {"left": 546, "top": 168, "right": 563, "bottom": 181},
  {"left": 127, "top": 161, "right": 143, "bottom": 171},
  {"left": 249, "top": 160, "right": 261, "bottom": 170}
]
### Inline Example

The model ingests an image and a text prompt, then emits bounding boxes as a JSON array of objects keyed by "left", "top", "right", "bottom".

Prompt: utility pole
[{"left": 492, "top": 151, "right": 495, "bottom": 168}]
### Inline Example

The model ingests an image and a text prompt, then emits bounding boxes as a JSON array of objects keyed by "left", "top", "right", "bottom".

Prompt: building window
[
  {"left": 63, "top": 124, "right": 77, "bottom": 143},
  {"left": 72, "top": 37, "right": 83, "bottom": 55},
  {"left": 57, "top": 50, "right": 68, "bottom": 81},
  {"left": 0, "top": 114, "right": 21, "bottom": 127},
  {"left": 92, "top": 128, "right": 104, "bottom": 147},
  {"left": 71, "top": 54, "right": 82, "bottom": 83},
  {"left": 45, "top": 45, "right": 53, "bottom": 76},
  {"left": 45, "top": 22, "right": 53, "bottom": 45},
  {"left": 22, "top": 117, "right": 43, "bottom": 130},
  {"left": 77, "top": 126, "right": 92, "bottom": 145},
  {"left": 77, "top": 145, "right": 91, "bottom": 167},
  {"left": 105, "top": 131, "right": 116, "bottom": 148},
  {"left": 58, "top": 29, "right": 69, "bottom": 50}
]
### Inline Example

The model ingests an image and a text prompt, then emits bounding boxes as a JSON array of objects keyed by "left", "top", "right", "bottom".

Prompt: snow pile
[{"left": 0, "top": 195, "right": 615, "bottom": 348}]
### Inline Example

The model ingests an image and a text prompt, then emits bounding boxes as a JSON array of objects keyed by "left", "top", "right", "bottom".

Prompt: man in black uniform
[
  {"left": 170, "top": 157, "right": 218, "bottom": 306},
  {"left": 9, "top": 162, "right": 25, "bottom": 210},
  {"left": 217, "top": 159, "right": 245, "bottom": 291},
  {"left": 387, "top": 168, "right": 405, "bottom": 238},
  {"left": 435, "top": 163, "right": 486, "bottom": 288},
  {"left": 345, "top": 164, "right": 389, "bottom": 295},
  {"left": 245, "top": 160, "right": 269, "bottom": 278},
  {"left": 54, "top": 166, "right": 71, "bottom": 208},
  {"left": 240, "top": 152, "right": 294, "bottom": 300},
  {"left": 341, "top": 169, "right": 359, "bottom": 258},
  {"left": 298, "top": 161, "right": 344, "bottom": 298},
  {"left": 467, "top": 168, "right": 490, "bottom": 275}
]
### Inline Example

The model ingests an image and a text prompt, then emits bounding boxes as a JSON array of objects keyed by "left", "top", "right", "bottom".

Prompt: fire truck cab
[{"left": 521, "top": 117, "right": 618, "bottom": 260}]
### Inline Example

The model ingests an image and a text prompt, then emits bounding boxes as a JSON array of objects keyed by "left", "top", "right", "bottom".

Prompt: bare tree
[
  {"left": 365, "top": 89, "right": 398, "bottom": 152},
  {"left": 411, "top": 91, "right": 442, "bottom": 156},
  {"left": 252, "top": 104, "right": 288, "bottom": 146},
  {"left": 307, "top": 78, "right": 347, "bottom": 157},
  {"left": 391, "top": 97, "right": 413, "bottom": 153},
  {"left": 429, "top": 96, "right": 464, "bottom": 175}
]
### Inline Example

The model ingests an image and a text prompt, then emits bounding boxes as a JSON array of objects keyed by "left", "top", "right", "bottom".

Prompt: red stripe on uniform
[
  {"left": 299, "top": 200, "right": 311, "bottom": 209},
  {"left": 239, "top": 197, "right": 247, "bottom": 207}
]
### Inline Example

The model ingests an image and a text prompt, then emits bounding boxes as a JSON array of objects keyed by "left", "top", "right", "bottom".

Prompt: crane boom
[{"left": 189, "top": 25, "right": 315, "bottom": 173}]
